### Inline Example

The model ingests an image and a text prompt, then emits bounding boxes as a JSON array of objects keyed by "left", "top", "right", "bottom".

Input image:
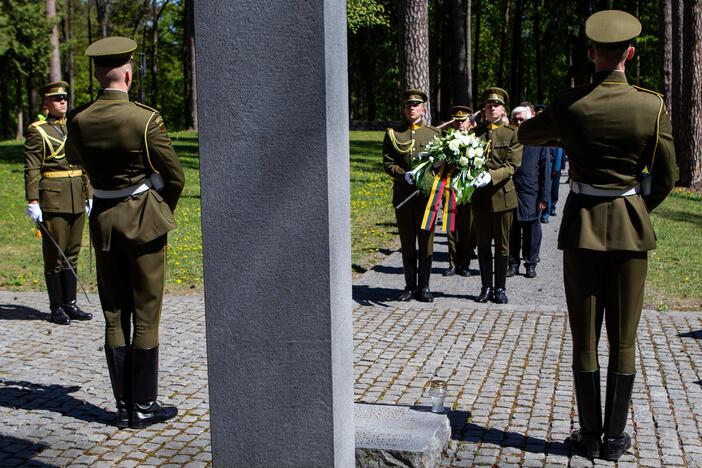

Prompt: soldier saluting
[
  {"left": 24, "top": 81, "right": 93, "bottom": 325},
  {"left": 66, "top": 37, "right": 185, "bottom": 429},
  {"left": 518, "top": 10, "right": 676, "bottom": 461},
  {"left": 383, "top": 89, "right": 441, "bottom": 302}
]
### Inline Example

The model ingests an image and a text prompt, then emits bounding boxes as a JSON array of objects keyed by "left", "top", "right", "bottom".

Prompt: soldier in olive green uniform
[
  {"left": 519, "top": 11, "right": 676, "bottom": 461},
  {"left": 66, "top": 37, "right": 185, "bottom": 429},
  {"left": 24, "top": 81, "right": 93, "bottom": 325},
  {"left": 441, "top": 106, "right": 477, "bottom": 277},
  {"left": 383, "top": 90, "right": 441, "bottom": 302},
  {"left": 470, "top": 88, "right": 522, "bottom": 304}
]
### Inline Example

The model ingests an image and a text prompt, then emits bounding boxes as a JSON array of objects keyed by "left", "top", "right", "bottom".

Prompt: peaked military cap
[
  {"left": 450, "top": 105, "right": 472, "bottom": 121},
  {"left": 403, "top": 89, "right": 428, "bottom": 104},
  {"left": 40, "top": 81, "right": 69, "bottom": 97},
  {"left": 586, "top": 10, "right": 641, "bottom": 48},
  {"left": 481, "top": 87, "right": 509, "bottom": 106},
  {"left": 86, "top": 36, "right": 137, "bottom": 67}
]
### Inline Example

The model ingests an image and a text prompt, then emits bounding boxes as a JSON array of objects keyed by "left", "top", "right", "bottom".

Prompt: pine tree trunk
[
  {"left": 62, "top": 0, "right": 75, "bottom": 109},
  {"left": 150, "top": 0, "right": 158, "bottom": 107},
  {"left": 660, "top": 0, "right": 673, "bottom": 113},
  {"left": 509, "top": 0, "right": 523, "bottom": 104},
  {"left": 451, "top": 0, "right": 468, "bottom": 106},
  {"left": 95, "top": 0, "right": 109, "bottom": 38},
  {"left": 671, "top": 0, "right": 684, "bottom": 148},
  {"left": 47, "top": 0, "right": 61, "bottom": 81},
  {"left": 16, "top": 74, "right": 24, "bottom": 139},
  {"left": 397, "top": 0, "right": 432, "bottom": 122},
  {"left": 679, "top": 0, "right": 702, "bottom": 188},
  {"left": 1, "top": 64, "right": 10, "bottom": 139},
  {"left": 497, "top": 0, "right": 511, "bottom": 86},
  {"left": 183, "top": 0, "right": 197, "bottom": 130},
  {"left": 465, "top": 0, "right": 473, "bottom": 108},
  {"left": 472, "top": 0, "right": 480, "bottom": 108},
  {"left": 534, "top": 0, "right": 543, "bottom": 103}
]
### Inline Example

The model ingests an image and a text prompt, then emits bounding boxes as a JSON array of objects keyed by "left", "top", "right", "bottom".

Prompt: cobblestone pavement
[{"left": 2, "top": 186, "right": 702, "bottom": 467}]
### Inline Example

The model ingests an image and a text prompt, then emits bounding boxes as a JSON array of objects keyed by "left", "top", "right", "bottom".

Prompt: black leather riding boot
[
  {"left": 105, "top": 345, "right": 131, "bottom": 428},
  {"left": 602, "top": 371, "right": 635, "bottom": 461},
  {"left": 130, "top": 346, "right": 178, "bottom": 429},
  {"left": 401, "top": 252, "right": 417, "bottom": 291},
  {"left": 475, "top": 253, "right": 493, "bottom": 303},
  {"left": 493, "top": 254, "right": 509, "bottom": 304},
  {"left": 60, "top": 268, "right": 93, "bottom": 320},
  {"left": 45, "top": 272, "right": 70, "bottom": 325},
  {"left": 567, "top": 369, "right": 602, "bottom": 458}
]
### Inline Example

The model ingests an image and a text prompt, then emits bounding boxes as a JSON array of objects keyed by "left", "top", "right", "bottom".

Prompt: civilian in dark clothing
[
  {"left": 542, "top": 147, "right": 566, "bottom": 223},
  {"left": 508, "top": 106, "right": 552, "bottom": 278}
]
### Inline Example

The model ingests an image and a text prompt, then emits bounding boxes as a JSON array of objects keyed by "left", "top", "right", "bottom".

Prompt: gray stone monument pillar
[{"left": 194, "top": 1, "right": 354, "bottom": 466}]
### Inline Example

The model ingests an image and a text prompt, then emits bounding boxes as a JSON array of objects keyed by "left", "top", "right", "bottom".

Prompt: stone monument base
[{"left": 355, "top": 403, "right": 451, "bottom": 468}]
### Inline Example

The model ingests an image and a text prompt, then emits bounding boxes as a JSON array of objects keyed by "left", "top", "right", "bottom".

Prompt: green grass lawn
[{"left": 1, "top": 132, "right": 700, "bottom": 309}]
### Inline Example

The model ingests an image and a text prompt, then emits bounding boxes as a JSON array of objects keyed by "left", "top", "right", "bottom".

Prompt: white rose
[
  {"left": 474, "top": 157, "right": 485, "bottom": 166},
  {"left": 448, "top": 139, "right": 461, "bottom": 153},
  {"left": 459, "top": 156, "right": 469, "bottom": 166},
  {"left": 475, "top": 147, "right": 484, "bottom": 157},
  {"left": 429, "top": 156, "right": 435, "bottom": 163},
  {"left": 468, "top": 147, "right": 476, "bottom": 158}
]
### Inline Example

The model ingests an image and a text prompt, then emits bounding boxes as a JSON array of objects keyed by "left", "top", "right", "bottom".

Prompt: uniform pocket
[{"left": 39, "top": 179, "right": 62, "bottom": 210}]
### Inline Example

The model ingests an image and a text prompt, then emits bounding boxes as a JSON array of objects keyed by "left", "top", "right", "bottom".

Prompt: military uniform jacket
[
  {"left": 383, "top": 122, "right": 441, "bottom": 206},
  {"left": 66, "top": 90, "right": 185, "bottom": 251},
  {"left": 24, "top": 116, "right": 90, "bottom": 214},
  {"left": 470, "top": 122, "right": 522, "bottom": 213},
  {"left": 514, "top": 145, "right": 552, "bottom": 221},
  {"left": 518, "top": 70, "right": 676, "bottom": 252}
]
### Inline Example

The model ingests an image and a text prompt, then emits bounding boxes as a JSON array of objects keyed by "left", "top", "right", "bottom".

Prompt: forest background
[{"left": 0, "top": 0, "right": 700, "bottom": 188}]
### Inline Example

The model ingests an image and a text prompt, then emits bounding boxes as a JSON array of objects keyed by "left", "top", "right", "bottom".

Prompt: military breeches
[
  {"left": 96, "top": 235, "right": 167, "bottom": 350},
  {"left": 564, "top": 249, "right": 648, "bottom": 374},
  {"left": 395, "top": 196, "right": 435, "bottom": 288},
  {"left": 447, "top": 203, "right": 475, "bottom": 268},
  {"left": 472, "top": 205, "right": 513, "bottom": 257},
  {"left": 41, "top": 212, "right": 85, "bottom": 273}
]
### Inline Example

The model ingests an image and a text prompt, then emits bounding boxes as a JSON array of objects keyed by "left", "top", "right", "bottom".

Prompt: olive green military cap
[
  {"left": 586, "top": 10, "right": 641, "bottom": 47},
  {"left": 481, "top": 87, "right": 509, "bottom": 106},
  {"left": 86, "top": 36, "right": 137, "bottom": 67},
  {"left": 403, "top": 89, "right": 428, "bottom": 104},
  {"left": 40, "top": 81, "right": 69, "bottom": 97},
  {"left": 450, "top": 105, "right": 472, "bottom": 121}
]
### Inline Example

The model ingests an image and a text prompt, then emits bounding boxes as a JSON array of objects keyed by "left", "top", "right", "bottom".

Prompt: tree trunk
[
  {"left": 46, "top": 0, "right": 61, "bottom": 81},
  {"left": 660, "top": 0, "right": 673, "bottom": 113},
  {"left": 534, "top": 0, "right": 543, "bottom": 103},
  {"left": 183, "top": 0, "right": 197, "bottom": 130},
  {"left": 16, "top": 74, "right": 24, "bottom": 139},
  {"left": 571, "top": 1, "right": 593, "bottom": 87},
  {"left": 439, "top": 0, "right": 451, "bottom": 119},
  {"left": 27, "top": 74, "right": 36, "bottom": 120},
  {"left": 150, "top": 0, "right": 158, "bottom": 106},
  {"left": 497, "top": 0, "right": 511, "bottom": 86},
  {"left": 465, "top": 0, "right": 473, "bottom": 109},
  {"left": 397, "top": 0, "right": 432, "bottom": 122},
  {"left": 61, "top": 0, "right": 75, "bottom": 109},
  {"left": 95, "top": 0, "right": 109, "bottom": 38},
  {"left": 679, "top": 0, "right": 702, "bottom": 188},
  {"left": 672, "top": 0, "right": 684, "bottom": 146},
  {"left": 472, "top": 0, "right": 480, "bottom": 108},
  {"left": 1, "top": 64, "right": 10, "bottom": 139},
  {"left": 509, "top": 0, "right": 524, "bottom": 104},
  {"left": 451, "top": 0, "right": 468, "bottom": 106}
]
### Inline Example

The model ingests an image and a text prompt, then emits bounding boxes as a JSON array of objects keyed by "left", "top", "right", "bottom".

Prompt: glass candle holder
[{"left": 428, "top": 379, "right": 447, "bottom": 413}]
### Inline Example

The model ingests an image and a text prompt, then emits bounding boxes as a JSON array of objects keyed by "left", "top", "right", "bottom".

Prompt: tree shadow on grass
[
  {"left": 0, "top": 304, "right": 49, "bottom": 321},
  {"left": 0, "top": 434, "right": 58, "bottom": 467},
  {"left": 0, "top": 379, "right": 113, "bottom": 426}
]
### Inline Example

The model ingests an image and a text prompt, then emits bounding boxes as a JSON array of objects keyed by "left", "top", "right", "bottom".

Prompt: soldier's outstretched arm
[
  {"left": 518, "top": 105, "right": 558, "bottom": 146},
  {"left": 645, "top": 106, "right": 676, "bottom": 212},
  {"left": 145, "top": 113, "right": 185, "bottom": 212}
]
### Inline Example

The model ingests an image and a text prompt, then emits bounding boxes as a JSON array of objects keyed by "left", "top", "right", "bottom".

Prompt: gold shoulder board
[
  {"left": 632, "top": 85, "right": 663, "bottom": 97},
  {"left": 134, "top": 101, "right": 159, "bottom": 113}
]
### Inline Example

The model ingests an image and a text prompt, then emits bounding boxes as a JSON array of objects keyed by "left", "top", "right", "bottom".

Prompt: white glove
[
  {"left": 149, "top": 173, "right": 165, "bottom": 191},
  {"left": 473, "top": 172, "right": 492, "bottom": 188},
  {"left": 85, "top": 199, "right": 93, "bottom": 216},
  {"left": 404, "top": 171, "right": 415, "bottom": 186},
  {"left": 26, "top": 203, "right": 43, "bottom": 223}
]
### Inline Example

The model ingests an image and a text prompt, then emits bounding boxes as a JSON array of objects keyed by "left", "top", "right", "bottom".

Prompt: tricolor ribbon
[{"left": 421, "top": 165, "right": 457, "bottom": 232}]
